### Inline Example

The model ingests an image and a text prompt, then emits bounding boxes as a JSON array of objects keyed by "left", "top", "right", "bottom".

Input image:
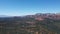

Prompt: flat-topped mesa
[{"left": 35, "top": 13, "right": 55, "bottom": 16}]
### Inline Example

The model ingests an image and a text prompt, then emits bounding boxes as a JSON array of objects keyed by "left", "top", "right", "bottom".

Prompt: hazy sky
[{"left": 0, "top": 0, "right": 60, "bottom": 16}]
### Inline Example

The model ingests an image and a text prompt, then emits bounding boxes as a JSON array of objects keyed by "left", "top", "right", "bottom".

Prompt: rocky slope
[{"left": 0, "top": 13, "right": 60, "bottom": 34}]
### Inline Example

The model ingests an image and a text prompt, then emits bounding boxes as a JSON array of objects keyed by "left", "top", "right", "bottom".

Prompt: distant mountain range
[
  {"left": 0, "top": 13, "right": 60, "bottom": 19},
  {"left": 0, "top": 15, "right": 10, "bottom": 17},
  {"left": 0, "top": 15, "right": 15, "bottom": 18}
]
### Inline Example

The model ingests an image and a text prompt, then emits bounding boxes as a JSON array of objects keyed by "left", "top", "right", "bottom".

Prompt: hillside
[{"left": 0, "top": 13, "right": 60, "bottom": 34}]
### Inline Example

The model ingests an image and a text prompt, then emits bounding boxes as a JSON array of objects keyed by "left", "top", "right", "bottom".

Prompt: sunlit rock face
[{"left": 35, "top": 17, "right": 44, "bottom": 21}]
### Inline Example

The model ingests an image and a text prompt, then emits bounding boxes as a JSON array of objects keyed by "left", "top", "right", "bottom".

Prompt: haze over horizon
[{"left": 0, "top": 0, "right": 60, "bottom": 16}]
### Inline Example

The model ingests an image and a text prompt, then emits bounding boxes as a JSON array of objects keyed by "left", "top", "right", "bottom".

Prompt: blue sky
[{"left": 0, "top": 0, "right": 60, "bottom": 16}]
